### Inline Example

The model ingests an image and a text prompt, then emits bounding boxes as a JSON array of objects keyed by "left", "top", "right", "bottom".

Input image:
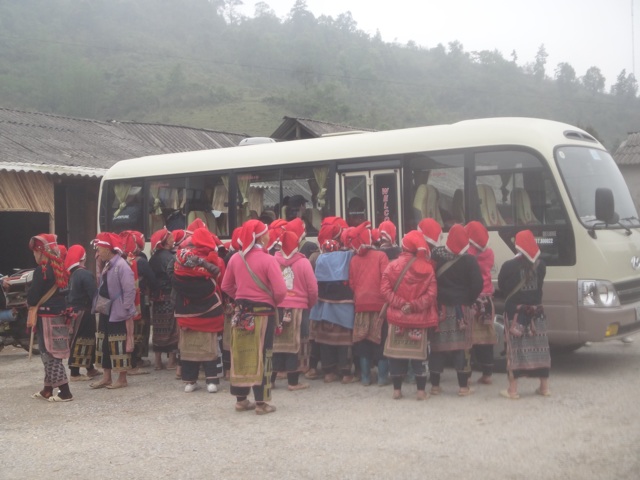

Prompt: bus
[{"left": 98, "top": 117, "right": 640, "bottom": 353}]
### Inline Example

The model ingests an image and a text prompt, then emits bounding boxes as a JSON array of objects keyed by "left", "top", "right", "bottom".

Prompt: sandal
[
  {"left": 255, "top": 403, "right": 277, "bottom": 415},
  {"left": 287, "top": 383, "right": 310, "bottom": 391},
  {"left": 535, "top": 387, "right": 551, "bottom": 397},
  {"left": 392, "top": 390, "right": 402, "bottom": 400},
  {"left": 86, "top": 369, "right": 102, "bottom": 378},
  {"left": 429, "top": 386, "right": 442, "bottom": 396},
  {"left": 235, "top": 400, "right": 256, "bottom": 412},
  {"left": 458, "top": 387, "right": 474, "bottom": 397},
  {"left": 48, "top": 394, "right": 73, "bottom": 403},
  {"left": 31, "top": 391, "right": 51, "bottom": 400},
  {"left": 416, "top": 391, "right": 429, "bottom": 401},
  {"left": 500, "top": 389, "right": 520, "bottom": 400},
  {"left": 304, "top": 369, "right": 320, "bottom": 380}
]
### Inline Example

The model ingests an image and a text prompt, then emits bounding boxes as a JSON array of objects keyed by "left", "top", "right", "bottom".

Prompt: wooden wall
[{"left": 0, "top": 171, "right": 55, "bottom": 231}]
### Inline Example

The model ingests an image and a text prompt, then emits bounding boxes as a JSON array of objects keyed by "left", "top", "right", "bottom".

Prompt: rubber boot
[
  {"left": 359, "top": 356, "right": 371, "bottom": 386},
  {"left": 377, "top": 358, "right": 390, "bottom": 386}
]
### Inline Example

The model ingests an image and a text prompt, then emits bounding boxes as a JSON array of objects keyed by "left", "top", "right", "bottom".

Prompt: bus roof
[{"left": 102, "top": 117, "right": 602, "bottom": 180}]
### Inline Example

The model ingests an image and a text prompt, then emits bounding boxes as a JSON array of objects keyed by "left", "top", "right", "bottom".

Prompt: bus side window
[{"left": 110, "top": 181, "right": 143, "bottom": 234}]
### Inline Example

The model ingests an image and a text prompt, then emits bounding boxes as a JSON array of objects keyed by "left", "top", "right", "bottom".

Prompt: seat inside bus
[
  {"left": 477, "top": 184, "right": 506, "bottom": 227},
  {"left": 413, "top": 184, "right": 443, "bottom": 225},
  {"left": 187, "top": 210, "right": 219, "bottom": 235},
  {"left": 511, "top": 187, "right": 540, "bottom": 225}
]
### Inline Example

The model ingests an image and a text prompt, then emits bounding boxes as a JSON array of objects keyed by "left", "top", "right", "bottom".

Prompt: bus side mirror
[{"left": 595, "top": 187, "right": 618, "bottom": 223}]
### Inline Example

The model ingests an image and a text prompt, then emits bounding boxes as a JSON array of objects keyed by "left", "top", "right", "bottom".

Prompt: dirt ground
[{"left": 1, "top": 340, "right": 639, "bottom": 480}]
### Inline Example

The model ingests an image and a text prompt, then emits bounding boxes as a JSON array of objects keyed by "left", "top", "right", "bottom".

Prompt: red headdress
[
  {"left": 371, "top": 228, "right": 381, "bottom": 245},
  {"left": 186, "top": 218, "right": 207, "bottom": 235},
  {"left": 150, "top": 228, "right": 170, "bottom": 253},
  {"left": 29, "top": 233, "right": 68, "bottom": 288},
  {"left": 401, "top": 230, "right": 431, "bottom": 274},
  {"left": 64, "top": 245, "right": 87, "bottom": 272},
  {"left": 280, "top": 231, "right": 300, "bottom": 259},
  {"left": 286, "top": 218, "right": 306, "bottom": 243},
  {"left": 445, "top": 224, "right": 469, "bottom": 255},
  {"left": 266, "top": 219, "right": 287, "bottom": 251},
  {"left": 515, "top": 229, "right": 540, "bottom": 263},
  {"left": 341, "top": 227, "right": 354, "bottom": 250},
  {"left": 318, "top": 216, "right": 347, "bottom": 245},
  {"left": 119, "top": 230, "right": 144, "bottom": 256},
  {"left": 191, "top": 228, "right": 218, "bottom": 253},
  {"left": 418, "top": 218, "right": 442, "bottom": 247},
  {"left": 378, "top": 220, "right": 397, "bottom": 244},
  {"left": 349, "top": 221, "right": 372, "bottom": 254},
  {"left": 92, "top": 232, "right": 123, "bottom": 253},
  {"left": 172, "top": 229, "right": 187, "bottom": 248},
  {"left": 57, "top": 245, "right": 67, "bottom": 263},
  {"left": 230, "top": 227, "right": 242, "bottom": 252},
  {"left": 321, "top": 239, "right": 340, "bottom": 253},
  {"left": 238, "top": 220, "right": 269, "bottom": 256},
  {"left": 465, "top": 221, "right": 489, "bottom": 251}
]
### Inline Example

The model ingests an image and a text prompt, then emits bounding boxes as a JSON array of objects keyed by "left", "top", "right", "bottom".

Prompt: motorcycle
[{"left": 0, "top": 269, "right": 39, "bottom": 355}]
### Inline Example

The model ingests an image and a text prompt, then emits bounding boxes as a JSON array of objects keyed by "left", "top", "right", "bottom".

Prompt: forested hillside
[{"left": 1, "top": 0, "right": 639, "bottom": 149}]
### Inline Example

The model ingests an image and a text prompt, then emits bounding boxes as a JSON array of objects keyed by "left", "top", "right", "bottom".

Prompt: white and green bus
[{"left": 99, "top": 117, "right": 640, "bottom": 351}]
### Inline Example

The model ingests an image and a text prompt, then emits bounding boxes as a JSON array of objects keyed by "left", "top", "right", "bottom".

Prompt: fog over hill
[{"left": 1, "top": 0, "right": 639, "bottom": 149}]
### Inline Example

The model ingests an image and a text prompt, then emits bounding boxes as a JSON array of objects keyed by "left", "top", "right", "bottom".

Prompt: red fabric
[
  {"left": 150, "top": 228, "right": 170, "bottom": 253},
  {"left": 348, "top": 221, "right": 372, "bottom": 254},
  {"left": 280, "top": 231, "right": 299, "bottom": 259},
  {"left": 177, "top": 315, "right": 224, "bottom": 333},
  {"left": 378, "top": 220, "right": 397, "bottom": 244},
  {"left": 349, "top": 248, "right": 389, "bottom": 312},
  {"left": 286, "top": 218, "right": 306, "bottom": 242},
  {"left": 29, "top": 233, "right": 57, "bottom": 252},
  {"left": 186, "top": 218, "right": 206, "bottom": 234},
  {"left": 57, "top": 245, "right": 67, "bottom": 263},
  {"left": 445, "top": 224, "right": 469, "bottom": 255},
  {"left": 93, "top": 232, "right": 123, "bottom": 252},
  {"left": 468, "top": 244, "right": 495, "bottom": 295},
  {"left": 266, "top": 219, "right": 287, "bottom": 251},
  {"left": 192, "top": 228, "right": 217, "bottom": 252},
  {"left": 230, "top": 227, "right": 242, "bottom": 251},
  {"left": 418, "top": 218, "right": 442, "bottom": 247},
  {"left": 381, "top": 251, "right": 438, "bottom": 328},
  {"left": 64, "top": 245, "right": 86, "bottom": 271},
  {"left": 30, "top": 233, "right": 68, "bottom": 288},
  {"left": 371, "top": 228, "right": 381, "bottom": 244},
  {"left": 173, "top": 229, "right": 187, "bottom": 248},
  {"left": 465, "top": 221, "right": 489, "bottom": 251},
  {"left": 126, "top": 254, "right": 142, "bottom": 320},
  {"left": 318, "top": 216, "right": 347, "bottom": 245},
  {"left": 515, "top": 229, "right": 540, "bottom": 263},
  {"left": 340, "top": 227, "right": 353, "bottom": 249},
  {"left": 238, "top": 220, "right": 268, "bottom": 256}
]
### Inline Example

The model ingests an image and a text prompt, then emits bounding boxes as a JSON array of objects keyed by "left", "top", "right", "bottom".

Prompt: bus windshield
[{"left": 556, "top": 146, "right": 640, "bottom": 228}]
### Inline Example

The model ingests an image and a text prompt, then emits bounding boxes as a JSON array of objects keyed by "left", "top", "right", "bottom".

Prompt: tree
[
  {"left": 611, "top": 69, "right": 638, "bottom": 99},
  {"left": 554, "top": 62, "right": 576, "bottom": 89},
  {"left": 581, "top": 66, "right": 605, "bottom": 94},
  {"left": 533, "top": 44, "right": 548, "bottom": 81},
  {"left": 220, "top": 0, "right": 244, "bottom": 24}
]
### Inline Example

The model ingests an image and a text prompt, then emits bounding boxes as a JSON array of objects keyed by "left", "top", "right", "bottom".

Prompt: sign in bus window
[{"left": 373, "top": 173, "right": 398, "bottom": 228}]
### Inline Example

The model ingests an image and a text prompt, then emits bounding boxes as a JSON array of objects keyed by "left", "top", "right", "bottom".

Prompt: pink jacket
[
  {"left": 221, "top": 246, "right": 287, "bottom": 308},
  {"left": 468, "top": 245, "right": 494, "bottom": 295},
  {"left": 274, "top": 252, "right": 318, "bottom": 309}
]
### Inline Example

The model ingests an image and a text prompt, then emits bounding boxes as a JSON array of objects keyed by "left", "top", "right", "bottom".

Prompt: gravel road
[{"left": 1, "top": 340, "right": 639, "bottom": 480}]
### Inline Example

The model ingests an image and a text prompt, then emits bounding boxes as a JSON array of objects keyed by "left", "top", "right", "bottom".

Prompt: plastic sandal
[
  {"left": 255, "top": 404, "right": 277, "bottom": 415},
  {"left": 48, "top": 394, "right": 73, "bottom": 402}
]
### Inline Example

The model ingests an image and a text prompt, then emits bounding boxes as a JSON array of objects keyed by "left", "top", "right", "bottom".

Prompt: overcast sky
[{"left": 239, "top": 0, "right": 638, "bottom": 87}]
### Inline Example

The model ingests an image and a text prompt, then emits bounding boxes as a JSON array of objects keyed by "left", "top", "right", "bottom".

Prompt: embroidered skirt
[
  {"left": 383, "top": 324, "right": 428, "bottom": 360},
  {"left": 505, "top": 307, "right": 551, "bottom": 377},
  {"left": 96, "top": 315, "right": 131, "bottom": 371},
  {"left": 151, "top": 298, "right": 178, "bottom": 352},
  {"left": 429, "top": 305, "right": 472, "bottom": 352},
  {"left": 68, "top": 309, "right": 96, "bottom": 368}
]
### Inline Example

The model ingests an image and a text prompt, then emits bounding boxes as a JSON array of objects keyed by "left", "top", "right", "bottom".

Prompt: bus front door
[{"left": 340, "top": 170, "right": 402, "bottom": 232}]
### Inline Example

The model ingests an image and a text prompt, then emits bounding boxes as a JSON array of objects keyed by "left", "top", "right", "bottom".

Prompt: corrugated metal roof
[
  {"left": 271, "top": 116, "right": 375, "bottom": 140},
  {"left": 0, "top": 108, "right": 248, "bottom": 177},
  {"left": 614, "top": 132, "right": 640, "bottom": 165}
]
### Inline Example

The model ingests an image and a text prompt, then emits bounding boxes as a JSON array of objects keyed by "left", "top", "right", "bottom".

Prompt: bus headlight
[{"left": 578, "top": 280, "right": 620, "bottom": 307}]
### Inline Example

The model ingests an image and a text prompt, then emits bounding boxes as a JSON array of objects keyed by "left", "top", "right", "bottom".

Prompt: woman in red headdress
[
  {"left": 381, "top": 230, "right": 438, "bottom": 400},
  {"left": 89, "top": 232, "right": 136, "bottom": 390},
  {"left": 148, "top": 228, "right": 178, "bottom": 371},
  {"left": 348, "top": 221, "right": 389, "bottom": 386},
  {"left": 464, "top": 221, "right": 497, "bottom": 386},
  {"left": 27, "top": 234, "right": 72, "bottom": 402},
  {"left": 428, "top": 224, "right": 483, "bottom": 397},
  {"left": 498, "top": 229, "right": 550, "bottom": 400},
  {"left": 271, "top": 230, "right": 318, "bottom": 391},
  {"left": 120, "top": 230, "right": 158, "bottom": 374},
  {"left": 173, "top": 228, "right": 226, "bottom": 393},
  {"left": 221, "top": 220, "right": 287, "bottom": 415},
  {"left": 65, "top": 245, "right": 101, "bottom": 381}
]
